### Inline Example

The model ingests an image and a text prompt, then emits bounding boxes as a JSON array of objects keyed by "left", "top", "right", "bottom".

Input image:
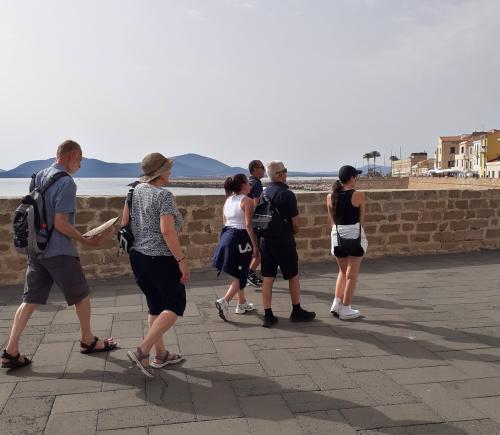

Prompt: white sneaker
[
  {"left": 215, "top": 298, "right": 229, "bottom": 321},
  {"left": 330, "top": 298, "right": 342, "bottom": 317},
  {"left": 339, "top": 305, "right": 360, "bottom": 320},
  {"left": 235, "top": 301, "right": 255, "bottom": 314}
]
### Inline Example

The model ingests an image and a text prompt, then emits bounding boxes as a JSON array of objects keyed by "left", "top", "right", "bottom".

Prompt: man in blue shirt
[
  {"left": 1, "top": 140, "right": 117, "bottom": 370},
  {"left": 247, "top": 160, "right": 265, "bottom": 287},
  {"left": 259, "top": 160, "right": 316, "bottom": 328}
]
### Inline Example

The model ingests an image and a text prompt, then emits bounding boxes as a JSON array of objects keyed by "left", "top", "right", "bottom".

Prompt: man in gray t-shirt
[{"left": 1, "top": 140, "right": 118, "bottom": 370}]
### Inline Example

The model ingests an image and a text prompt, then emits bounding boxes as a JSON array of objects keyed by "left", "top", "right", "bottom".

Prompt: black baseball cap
[{"left": 338, "top": 165, "right": 363, "bottom": 183}]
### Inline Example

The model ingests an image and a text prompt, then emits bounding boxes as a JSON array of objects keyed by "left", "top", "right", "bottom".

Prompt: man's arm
[{"left": 54, "top": 213, "right": 105, "bottom": 247}]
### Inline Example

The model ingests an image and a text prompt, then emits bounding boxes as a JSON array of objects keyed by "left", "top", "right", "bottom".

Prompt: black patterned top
[{"left": 130, "top": 183, "right": 183, "bottom": 256}]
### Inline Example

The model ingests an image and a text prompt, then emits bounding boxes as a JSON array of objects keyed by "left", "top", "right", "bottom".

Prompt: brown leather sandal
[
  {"left": 80, "top": 336, "right": 117, "bottom": 354},
  {"left": 1, "top": 349, "right": 32, "bottom": 370}
]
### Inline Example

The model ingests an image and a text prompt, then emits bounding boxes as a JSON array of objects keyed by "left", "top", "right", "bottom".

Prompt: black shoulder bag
[{"left": 117, "top": 188, "right": 135, "bottom": 254}]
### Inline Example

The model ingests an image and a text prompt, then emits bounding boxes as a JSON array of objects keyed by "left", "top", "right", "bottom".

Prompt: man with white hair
[{"left": 258, "top": 160, "right": 316, "bottom": 327}]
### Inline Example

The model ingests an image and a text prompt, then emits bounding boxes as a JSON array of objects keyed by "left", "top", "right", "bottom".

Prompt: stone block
[
  {"left": 400, "top": 212, "right": 419, "bottom": 221},
  {"left": 410, "top": 233, "right": 430, "bottom": 243},
  {"left": 388, "top": 234, "right": 409, "bottom": 244},
  {"left": 462, "top": 190, "right": 482, "bottom": 199},
  {"left": 476, "top": 208, "right": 495, "bottom": 218},
  {"left": 0, "top": 213, "right": 11, "bottom": 224},
  {"left": 450, "top": 220, "right": 468, "bottom": 230},
  {"left": 192, "top": 208, "right": 216, "bottom": 220},
  {"left": 416, "top": 223, "right": 438, "bottom": 232},
  {"left": 106, "top": 197, "right": 126, "bottom": 209},
  {"left": 469, "top": 219, "right": 489, "bottom": 229},
  {"left": 311, "top": 238, "right": 330, "bottom": 249},
  {"left": 379, "top": 224, "right": 400, "bottom": 233},
  {"left": 367, "top": 191, "right": 392, "bottom": 201}
]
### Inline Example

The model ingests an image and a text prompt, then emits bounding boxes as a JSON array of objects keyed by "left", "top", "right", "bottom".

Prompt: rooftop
[{"left": 1, "top": 251, "right": 500, "bottom": 433}]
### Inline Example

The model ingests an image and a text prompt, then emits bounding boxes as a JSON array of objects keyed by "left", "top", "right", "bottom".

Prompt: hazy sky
[{"left": 1, "top": 0, "right": 499, "bottom": 171}]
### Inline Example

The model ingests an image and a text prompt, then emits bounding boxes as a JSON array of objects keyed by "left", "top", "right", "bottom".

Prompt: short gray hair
[{"left": 267, "top": 160, "right": 284, "bottom": 181}]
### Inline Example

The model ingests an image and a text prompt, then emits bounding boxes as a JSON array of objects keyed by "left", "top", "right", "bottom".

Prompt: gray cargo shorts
[{"left": 23, "top": 256, "right": 90, "bottom": 306}]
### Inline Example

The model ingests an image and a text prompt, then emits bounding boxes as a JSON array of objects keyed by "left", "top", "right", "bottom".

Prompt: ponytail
[
  {"left": 224, "top": 173, "right": 248, "bottom": 196},
  {"left": 224, "top": 177, "right": 234, "bottom": 196},
  {"left": 331, "top": 180, "right": 343, "bottom": 222}
]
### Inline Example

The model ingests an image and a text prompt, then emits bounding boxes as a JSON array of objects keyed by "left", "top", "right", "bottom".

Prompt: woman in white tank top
[{"left": 213, "top": 174, "right": 260, "bottom": 321}]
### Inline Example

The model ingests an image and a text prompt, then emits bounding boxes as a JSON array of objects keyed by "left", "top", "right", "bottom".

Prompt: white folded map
[{"left": 82, "top": 217, "right": 119, "bottom": 238}]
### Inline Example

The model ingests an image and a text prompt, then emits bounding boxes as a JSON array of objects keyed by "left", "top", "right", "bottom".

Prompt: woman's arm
[
  {"left": 352, "top": 191, "right": 366, "bottom": 225},
  {"left": 160, "top": 214, "right": 190, "bottom": 284},
  {"left": 241, "top": 197, "right": 260, "bottom": 258}
]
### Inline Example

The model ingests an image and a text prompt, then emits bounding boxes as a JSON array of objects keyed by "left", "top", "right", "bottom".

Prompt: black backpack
[
  {"left": 252, "top": 194, "right": 288, "bottom": 239},
  {"left": 117, "top": 187, "right": 135, "bottom": 253},
  {"left": 13, "top": 171, "right": 70, "bottom": 256}
]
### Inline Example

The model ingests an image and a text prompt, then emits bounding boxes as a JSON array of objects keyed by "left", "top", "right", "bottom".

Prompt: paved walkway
[{"left": 1, "top": 251, "right": 500, "bottom": 434}]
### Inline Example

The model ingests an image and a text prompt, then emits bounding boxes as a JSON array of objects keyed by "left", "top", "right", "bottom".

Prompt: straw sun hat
[{"left": 139, "top": 153, "right": 174, "bottom": 183}]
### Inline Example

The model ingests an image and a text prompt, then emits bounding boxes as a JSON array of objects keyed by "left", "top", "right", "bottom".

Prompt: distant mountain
[
  {"left": 0, "top": 153, "right": 248, "bottom": 178},
  {"left": 0, "top": 169, "right": 4, "bottom": 172}
]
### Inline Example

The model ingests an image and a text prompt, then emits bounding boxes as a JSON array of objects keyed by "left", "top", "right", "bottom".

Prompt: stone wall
[{"left": 1, "top": 188, "right": 500, "bottom": 285}]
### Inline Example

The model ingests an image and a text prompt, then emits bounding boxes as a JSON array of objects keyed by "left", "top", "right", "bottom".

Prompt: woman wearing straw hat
[{"left": 121, "top": 153, "right": 189, "bottom": 377}]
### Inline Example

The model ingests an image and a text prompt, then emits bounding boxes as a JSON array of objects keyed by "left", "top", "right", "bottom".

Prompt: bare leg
[
  {"left": 2, "top": 303, "right": 38, "bottom": 363},
  {"left": 335, "top": 257, "right": 349, "bottom": 300},
  {"left": 288, "top": 274, "right": 300, "bottom": 305},
  {"left": 262, "top": 277, "right": 275, "bottom": 309},
  {"left": 223, "top": 279, "right": 241, "bottom": 304},
  {"left": 75, "top": 296, "right": 113, "bottom": 350},
  {"left": 148, "top": 315, "right": 166, "bottom": 361},
  {"left": 139, "top": 310, "right": 177, "bottom": 365},
  {"left": 237, "top": 290, "right": 247, "bottom": 305},
  {"left": 342, "top": 257, "right": 363, "bottom": 306}
]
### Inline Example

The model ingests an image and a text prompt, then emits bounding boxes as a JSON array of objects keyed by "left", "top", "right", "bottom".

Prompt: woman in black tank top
[{"left": 326, "top": 165, "right": 367, "bottom": 320}]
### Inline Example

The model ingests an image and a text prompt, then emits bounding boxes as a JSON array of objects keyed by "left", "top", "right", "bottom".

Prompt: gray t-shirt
[
  {"left": 130, "top": 183, "right": 183, "bottom": 256},
  {"left": 35, "top": 163, "right": 79, "bottom": 258}
]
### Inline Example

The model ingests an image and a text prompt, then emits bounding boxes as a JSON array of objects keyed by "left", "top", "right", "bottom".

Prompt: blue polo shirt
[
  {"left": 248, "top": 175, "right": 263, "bottom": 199},
  {"left": 260, "top": 182, "right": 299, "bottom": 240},
  {"left": 34, "top": 163, "right": 79, "bottom": 258}
]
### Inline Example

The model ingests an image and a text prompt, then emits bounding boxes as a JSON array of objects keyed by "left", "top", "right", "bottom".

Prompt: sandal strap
[
  {"left": 135, "top": 347, "right": 150, "bottom": 360},
  {"left": 1, "top": 350, "right": 20, "bottom": 361},
  {"left": 80, "top": 336, "right": 98, "bottom": 350}
]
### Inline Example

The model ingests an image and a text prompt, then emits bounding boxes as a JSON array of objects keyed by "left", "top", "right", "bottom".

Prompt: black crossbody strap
[{"left": 126, "top": 188, "right": 134, "bottom": 222}]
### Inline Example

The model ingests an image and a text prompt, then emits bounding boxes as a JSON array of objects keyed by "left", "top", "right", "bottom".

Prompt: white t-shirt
[{"left": 223, "top": 194, "right": 247, "bottom": 230}]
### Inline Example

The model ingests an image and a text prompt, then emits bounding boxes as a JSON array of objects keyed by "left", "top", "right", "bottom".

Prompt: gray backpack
[{"left": 13, "top": 171, "right": 69, "bottom": 256}]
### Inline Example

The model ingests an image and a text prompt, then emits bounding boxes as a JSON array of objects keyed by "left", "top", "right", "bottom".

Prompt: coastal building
[
  {"left": 412, "top": 158, "right": 436, "bottom": 176},
  {"left": 391, "top": 152, "right": 427, "bottom": 177},
  {"left": 486, "top": 158, "right": 500, "bottom": 178},
  {"left": 435, "top": 131, "right": 486, "bottom": 171},
  {"left": 469, "top": 130, "right": 500, "bottom": 177},
  {"left": 454, "top": 140, "right": 474, "bottom": 173}
]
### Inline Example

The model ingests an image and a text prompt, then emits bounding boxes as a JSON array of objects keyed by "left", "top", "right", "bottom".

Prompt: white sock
[{"left": 334, "top": 297, "right": 343, "bottom": 305}]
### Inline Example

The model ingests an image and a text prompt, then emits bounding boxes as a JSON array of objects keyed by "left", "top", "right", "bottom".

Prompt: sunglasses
[{"left": 275, "top": 168, "right": 288, "bottom": 175}]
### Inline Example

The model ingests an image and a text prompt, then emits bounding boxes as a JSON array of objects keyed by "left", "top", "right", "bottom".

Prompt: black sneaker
[
  {"left": 290, "top": 309, "right": 316, "bottom": 323},
  {"left": 262, "top": 315, "right": 279, "bottom": 328},
  {"left": 247, "top": 273, "right": 262, "bottom": 288}
]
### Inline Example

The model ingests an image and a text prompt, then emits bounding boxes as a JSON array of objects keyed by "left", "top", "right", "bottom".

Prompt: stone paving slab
[{"left": 1, "top": 251, "right": 500, "bottom": 434}]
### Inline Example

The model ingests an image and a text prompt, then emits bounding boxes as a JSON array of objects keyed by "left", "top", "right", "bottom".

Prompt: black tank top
[{"left": 334, "top": 189, "right": 360, "bottom": 225}]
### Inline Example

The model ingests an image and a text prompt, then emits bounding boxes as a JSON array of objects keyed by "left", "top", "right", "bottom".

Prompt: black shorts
[
  {"left": 130, "top": 250, "right": 186, "bottom": 316},
  {"left": 23, "top": 256, "right": 90, "bottom": 306},
  {"left": 333, "top": 245, "right": 365, "bottom": 258},
  {"left": 259, "top": 238, "right": 299, "bottom": 280}
]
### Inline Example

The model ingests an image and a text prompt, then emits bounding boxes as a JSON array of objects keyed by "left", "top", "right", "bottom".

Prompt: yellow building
[{"left": 469, "top": 130, "right": 500, "bottom": 177}]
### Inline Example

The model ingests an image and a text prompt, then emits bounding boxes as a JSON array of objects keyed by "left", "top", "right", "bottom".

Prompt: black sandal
[
  {"left": 80, "top": 336, "right": 117, "bottom": 354},
  {"left": 1, "top": 349, "right": 32, "bottom": 370}
]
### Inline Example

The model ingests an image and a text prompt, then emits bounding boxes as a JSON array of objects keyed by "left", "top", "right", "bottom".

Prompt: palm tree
[
  {"left": 372, "top": 151, "right": 381, "bottom": 173},
  {"left": 362, "top": 152, "right": 372, "bottom": 174}
]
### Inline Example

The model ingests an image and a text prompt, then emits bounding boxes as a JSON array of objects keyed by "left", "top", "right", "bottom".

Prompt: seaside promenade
[{"left": 1, "top": 251, "right": 500, "bottom": 434}]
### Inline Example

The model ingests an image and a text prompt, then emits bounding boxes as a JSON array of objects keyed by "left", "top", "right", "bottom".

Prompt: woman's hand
[{"left": 179, "top": 260, "right": 190, "bottom": 284}]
